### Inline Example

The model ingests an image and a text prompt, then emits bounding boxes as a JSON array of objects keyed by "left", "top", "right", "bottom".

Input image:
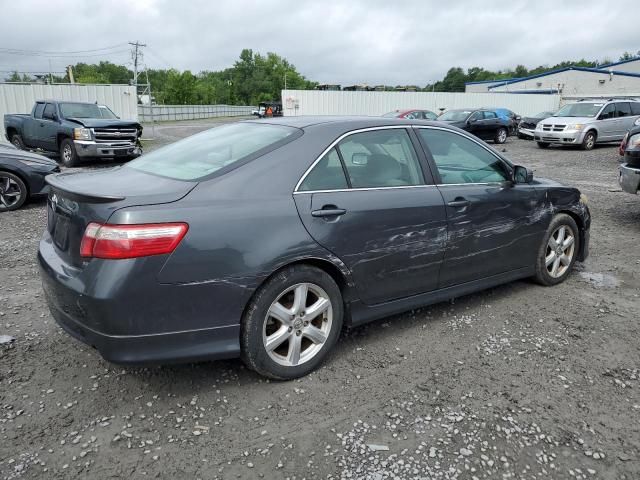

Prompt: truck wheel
[
  {"left": 10, "top": 134, "right": 26, "bottom": 150},
  {"left": 59, "top": 139, "right": 79, "bottom": 167},
  {"left": 581, "top": 131, "right": 596, "bottom": 151}
]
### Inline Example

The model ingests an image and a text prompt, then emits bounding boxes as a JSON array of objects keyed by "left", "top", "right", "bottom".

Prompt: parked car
[
  {"left": 39, "top": 117, "right": 590, "bottom": 379},
  {"left": 0, "top": 143, "right": 59, "bottom": 212},
  {"left": 4, "top": 100, "right": 143, "bottom": 167},
  {"left": 518, "top": 111, "right": 556, "bottom": 139},
  {"left": 534, "top": 99, "right": 640, "bottom": 150},
  {"left": 491, "top": 108, "right": 521, "bottom": 135},
  {"left": 618, "top": 120, "right": 640, "bottom": 195},
  {"left": 437, "top": 108, "right": 510, "bottom": 143},
  {"left": 252, "top": 101, "right": 283, "bottom": 118},
  {"left": 382, "top": 109, "right": 438, "bottom": 120}
]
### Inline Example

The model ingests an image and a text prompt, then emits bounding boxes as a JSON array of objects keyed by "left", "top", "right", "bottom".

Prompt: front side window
[
  {"left": 468, "top": 111, "right": 483, "bottom": 122},
  {"left": 599, "top": 104, "right": 615, "bottom": 120},
  {"left": 34, "top": 103, "right": 45, "bottom": 119},
  {"left": 418, "top": 128, "right": 510, "bottom": 184},
  {"left": 337, "top": 129, "right": 424, "bottom": 188},
  {"left": 423, "top": 111, "right": 438, "bottom": 120},
  {"left": 128, "top": 123, "right": 297, "bottom": 181},
  {"left": 43, "top": 103, "right": 56, "bottom": 120},
  {"left": 298, "top": 148, "right": 348, "bottom": 191},
  {"left": 439, "top": 110, "right": 472, "bottom": 121}
]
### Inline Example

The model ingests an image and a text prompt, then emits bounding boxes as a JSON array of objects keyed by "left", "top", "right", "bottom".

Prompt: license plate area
[{"left": 53, "top": 215, "right": 70, "bottom": 250}]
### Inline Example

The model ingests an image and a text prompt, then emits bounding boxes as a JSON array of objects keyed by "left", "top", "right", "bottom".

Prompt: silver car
[{"left": 534, "top": 100, "right": 640, "bottom": 150}]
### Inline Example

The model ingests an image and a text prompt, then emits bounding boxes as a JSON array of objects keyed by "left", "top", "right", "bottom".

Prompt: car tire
[
  {"left": 0, "top": 171, "right": 28, "bottom": 212},
  {"left": 581, "top": 131, "right": 596, "bottom": 150},
  {"left": 10, "top": 134, "right": 26, "bottom": 150},
  {"left": 241, "top": 264, "right": 344, "bottom": 380},
  {"left": 494, "top": 127, "right": 508, "bottom": 144},
  {"left": 534, "top": 213, "right": 580, "bottom": 286},
  {"left": 537, "top": 142, "right": 550, "bottom": 149},
  {"left": 59, "top": 138, "right": 79, "bottom": 167}
]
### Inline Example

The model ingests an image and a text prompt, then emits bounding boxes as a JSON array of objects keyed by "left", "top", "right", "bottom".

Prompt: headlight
[
  {"left": 73, "top": 128, "right": 92, "bottom": 141},
  {"left": 566, "top": 124, "right": 584, "bottom": 131},
  {"left": 579, "top": 193, "right": 588, "bottom": 205},
  {"left": 628, "top": 133, "right": 640, "bottom": 148},
  {"left": 634, "top": 117, "right": 640, "bottom": 126},
  {"left": 536, "top": 122, "right": 543, "bottom": 130}
]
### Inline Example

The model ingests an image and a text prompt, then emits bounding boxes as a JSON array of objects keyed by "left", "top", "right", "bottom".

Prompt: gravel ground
[{"left": 1, "top": 123, "right": 639, "bottom": 480}]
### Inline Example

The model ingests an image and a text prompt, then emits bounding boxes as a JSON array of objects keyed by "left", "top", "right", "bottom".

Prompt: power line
[
  {"left": 0, "top": 49, "right": 131, "bottom": 58},
  {"left": 0, "top": 43, "right": 128, "bottom": 55}
]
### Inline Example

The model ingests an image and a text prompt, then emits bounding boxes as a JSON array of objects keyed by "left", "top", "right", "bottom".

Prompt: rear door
[
  {"left": 294, "top": 126, "right": 448, "bottom": 305},
  {"left": 24, "top": 102, "right": 45, "bottom": 148},
  {"left": 415, "top": 126, "right": 546, "bottom": 287}
]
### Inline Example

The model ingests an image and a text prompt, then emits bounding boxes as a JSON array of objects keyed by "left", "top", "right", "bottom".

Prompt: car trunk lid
[{"left": 45, "top": 167, "right": 196, "bottom": 266}]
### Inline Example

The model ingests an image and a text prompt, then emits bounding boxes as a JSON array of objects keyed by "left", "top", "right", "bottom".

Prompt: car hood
[
  {"left": 66, "top": 118, "right": 142, "bottom": 129},
  {"left": 543, "top": 116, "right": 594, "bottom": 125},
  {"left": 0, "top": 147, "right": 57, "bottom": 166}
]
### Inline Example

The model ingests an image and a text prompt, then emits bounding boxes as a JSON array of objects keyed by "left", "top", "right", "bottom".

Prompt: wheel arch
[
  {"left": 555, "top": 209, "right": 588, "bottom": 261},
  {"left": 57, "top": 133, "right": 71, "bottom": 148}
]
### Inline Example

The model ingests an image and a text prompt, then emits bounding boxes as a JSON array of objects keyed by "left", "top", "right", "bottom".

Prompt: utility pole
[{"left": 129, "top": 40, "right": 147, "bottom": 86}]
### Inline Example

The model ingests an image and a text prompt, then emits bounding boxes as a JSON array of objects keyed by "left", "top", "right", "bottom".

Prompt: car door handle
[
  {"left": 447, "top": 198, "right": 471, "bottom": 208},
  {"left": 311, "top": 207, "right": 347, "bottom": 217}
]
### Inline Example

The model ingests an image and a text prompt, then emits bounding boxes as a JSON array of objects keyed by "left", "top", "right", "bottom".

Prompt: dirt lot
[{"left": 1, "top": 122, "right": 639, "bottom": 480}]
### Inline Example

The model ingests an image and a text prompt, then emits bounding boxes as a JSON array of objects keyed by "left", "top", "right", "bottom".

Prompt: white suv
[{"left": 534, "top": 100, "right": 640, "bottom": 150}]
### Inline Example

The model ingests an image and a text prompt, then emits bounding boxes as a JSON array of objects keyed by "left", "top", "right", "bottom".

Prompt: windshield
[
  {"left": 535, "top": 111, "right": 554, "bottom": 118},
  {"left": 98, "top": 106, "right": 118, "bottom": 119},
  {"left": 382, "top": 111, "right": 400, "bottom": 117},
  {"left": 439, "top": 110, "right": 471, "bottom": 121},
  {"left": 554, "top": 103, "right": 602, "bottom": 118},
  {"left": 59, "top": 103, "right": 109, "bottom": 118},
  {"left": 127, "top": 123, "right": 297, "bottom": 180}
]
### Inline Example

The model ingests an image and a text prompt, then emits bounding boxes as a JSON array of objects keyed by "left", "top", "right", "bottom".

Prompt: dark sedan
[
  {"left": 518, "top": 111, "right": 556, "bottom": 139},
  {"left": 0, "top": 144, "right": 59, "bottom": 211},
  {"left": 438, "top": 108, "right": 510, "bottom": 144},
  {"left": 39, "top": 117, "right": 590, "bottom": 379}
]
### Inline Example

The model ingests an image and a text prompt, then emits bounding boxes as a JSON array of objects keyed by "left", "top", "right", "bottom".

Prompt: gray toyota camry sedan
[{"left": 39, "top": 117, "right": 590, "bottom": 379}]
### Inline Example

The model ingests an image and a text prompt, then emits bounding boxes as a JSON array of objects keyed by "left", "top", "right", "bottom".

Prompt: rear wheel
[
  {"left": 59, "top": 138, "right": 79, "bottom": 167},
  {"left": 534, "top": 214, "right": 579, "bottom": 286},
  {"left": 537, "top": 142, "right": 550, "bottom": 149},
  {"left": 10, "top": 134, "right": 25, "bottom": 150},
  {"left": 494, "top": 127, "right": 508, "bottom": 144},
  {"left": 241, "top": 265, "right": 343, "bottom": 379},
  {"left": 0, "top": 171, "right": 27, "bottom": 212},
  {"left": 581, "top": 131, "right": 596, "bottom": 150}
]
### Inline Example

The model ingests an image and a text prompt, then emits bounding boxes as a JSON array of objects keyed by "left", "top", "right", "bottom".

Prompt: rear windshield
[
  {"left": 554, "top": 103, "right": 602, "bottom": 117},
  {"left": 439, "top": 110, "right": 471, "bottom": 121},
  {"left": 127, "top": 123, "right": 297, "bottom": 180}
]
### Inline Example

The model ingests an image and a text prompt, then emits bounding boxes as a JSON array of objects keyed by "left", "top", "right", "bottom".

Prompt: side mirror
[{"left": 513, "top": 165, "right": 533, "bottom": 184}]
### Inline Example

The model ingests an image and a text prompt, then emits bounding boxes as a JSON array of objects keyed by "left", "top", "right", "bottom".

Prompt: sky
[{"left": 1, "top": 0, "right": 638, "bottom": 85}]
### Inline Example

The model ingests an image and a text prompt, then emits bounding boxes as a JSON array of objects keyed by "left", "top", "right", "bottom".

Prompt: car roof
[{"left": 245, "top": 116, "right": 446, "bottom": 130}]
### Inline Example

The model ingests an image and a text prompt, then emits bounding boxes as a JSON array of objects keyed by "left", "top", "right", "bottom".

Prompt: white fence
[
  {"left": 281, "top": 90, "right": 561, "bottom": 117},
  {"left": 0, "top": 83, "right": 138, "bottom": 143},
  {"left": 138, "top": 105, "right": 255, "bottom": 122}
]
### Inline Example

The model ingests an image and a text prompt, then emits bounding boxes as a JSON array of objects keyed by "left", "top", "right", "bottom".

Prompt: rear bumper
[
  {"left": 619, "top": 164, "right": 640, "bottom": 195},
  {"left": 38, "top": 233, "right": 244, "bottom": 365},
  {"left": 74, "top": 140, "right": 141, "bottom": 159}
]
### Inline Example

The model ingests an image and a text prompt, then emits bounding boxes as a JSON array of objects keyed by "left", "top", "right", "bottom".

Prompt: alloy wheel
[
  {"left": 545, "top": 225, "right": 575, "bottom": 278},
  {"left": 0, "top": 175, "right": 23, "bottom": 209},
  {"left": 62, "top": 145, "right": 73, "bottom": 163},
  {"left": 262, "top": 282, "right": 333, "bottom": 367},
  {"left": 498, "top": 129, "right": 507, "bottom": 143}
]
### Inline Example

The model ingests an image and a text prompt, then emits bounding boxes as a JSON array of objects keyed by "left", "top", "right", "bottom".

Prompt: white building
[{"left": 465, "top": 57, "right": 640, "bottom": 96}]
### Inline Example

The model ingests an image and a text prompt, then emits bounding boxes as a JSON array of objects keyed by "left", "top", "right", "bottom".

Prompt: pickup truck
[
  {"left": 4, "top": 100, "right": 142, "bottom": 167},
  {"left": 618, "top": 123, "right": 640, "bottom": 195}
]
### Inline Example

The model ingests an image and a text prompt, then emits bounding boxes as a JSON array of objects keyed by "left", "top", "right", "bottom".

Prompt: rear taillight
[{"left": 80, "top": 222, "right": 188, "bottom": 259}]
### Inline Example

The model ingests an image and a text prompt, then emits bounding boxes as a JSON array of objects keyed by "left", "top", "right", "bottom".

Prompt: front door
[
  {"left": 294, "top": 127, "right": 448, "bottom": 305},
  {"left": 597, "top": 103, "right": 617, "bottom": 141},
  {"left": 415, "top": 127, "right": 547, "bottom": 287}
]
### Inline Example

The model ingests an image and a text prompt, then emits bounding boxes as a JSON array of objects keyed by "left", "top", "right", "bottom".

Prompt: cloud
[{"left": 0, "top": 0, "right": 637, "bottom": 85}]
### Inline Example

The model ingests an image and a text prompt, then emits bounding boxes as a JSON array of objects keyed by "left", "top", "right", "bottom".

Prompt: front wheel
[
  {"left": 10, "top": 134, "right": 26, "bottom": 150},
  {"left": 0, "top": 171, "right": 28, "bottom": 212},
  {"left": 534, "top": 214, "right": 579, "bottom": 286},
  {"left": 59, "top": 138, "right": 79, "bottom": 167},
  {"left": 241, "top": 265, "right": 343, "bottom": 379},
  {"left": 494, "top": 127, "right": 508, "bottom": 144},
  {"left": 581, "top": 131, "right": 596, "bottom": 150}
]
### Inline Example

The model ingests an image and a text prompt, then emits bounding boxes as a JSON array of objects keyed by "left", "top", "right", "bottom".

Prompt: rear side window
[
  {"left": 338, "top": 129, "right": 424, "bottom": 188},
  {"left": 128, "top": 123, "right": 297, "bottom": 181},
  {"left": 298, "top": 148, "right": 348, "bottom": 191},
  {"left": 34, "top": 103, "right": 45, "bottom": 119},
  {"left": 616, "top": 103, "right": 631, "bottom": 117},
  {"left": 631, "top": 102, "right": 640, "bottom": 115}
]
